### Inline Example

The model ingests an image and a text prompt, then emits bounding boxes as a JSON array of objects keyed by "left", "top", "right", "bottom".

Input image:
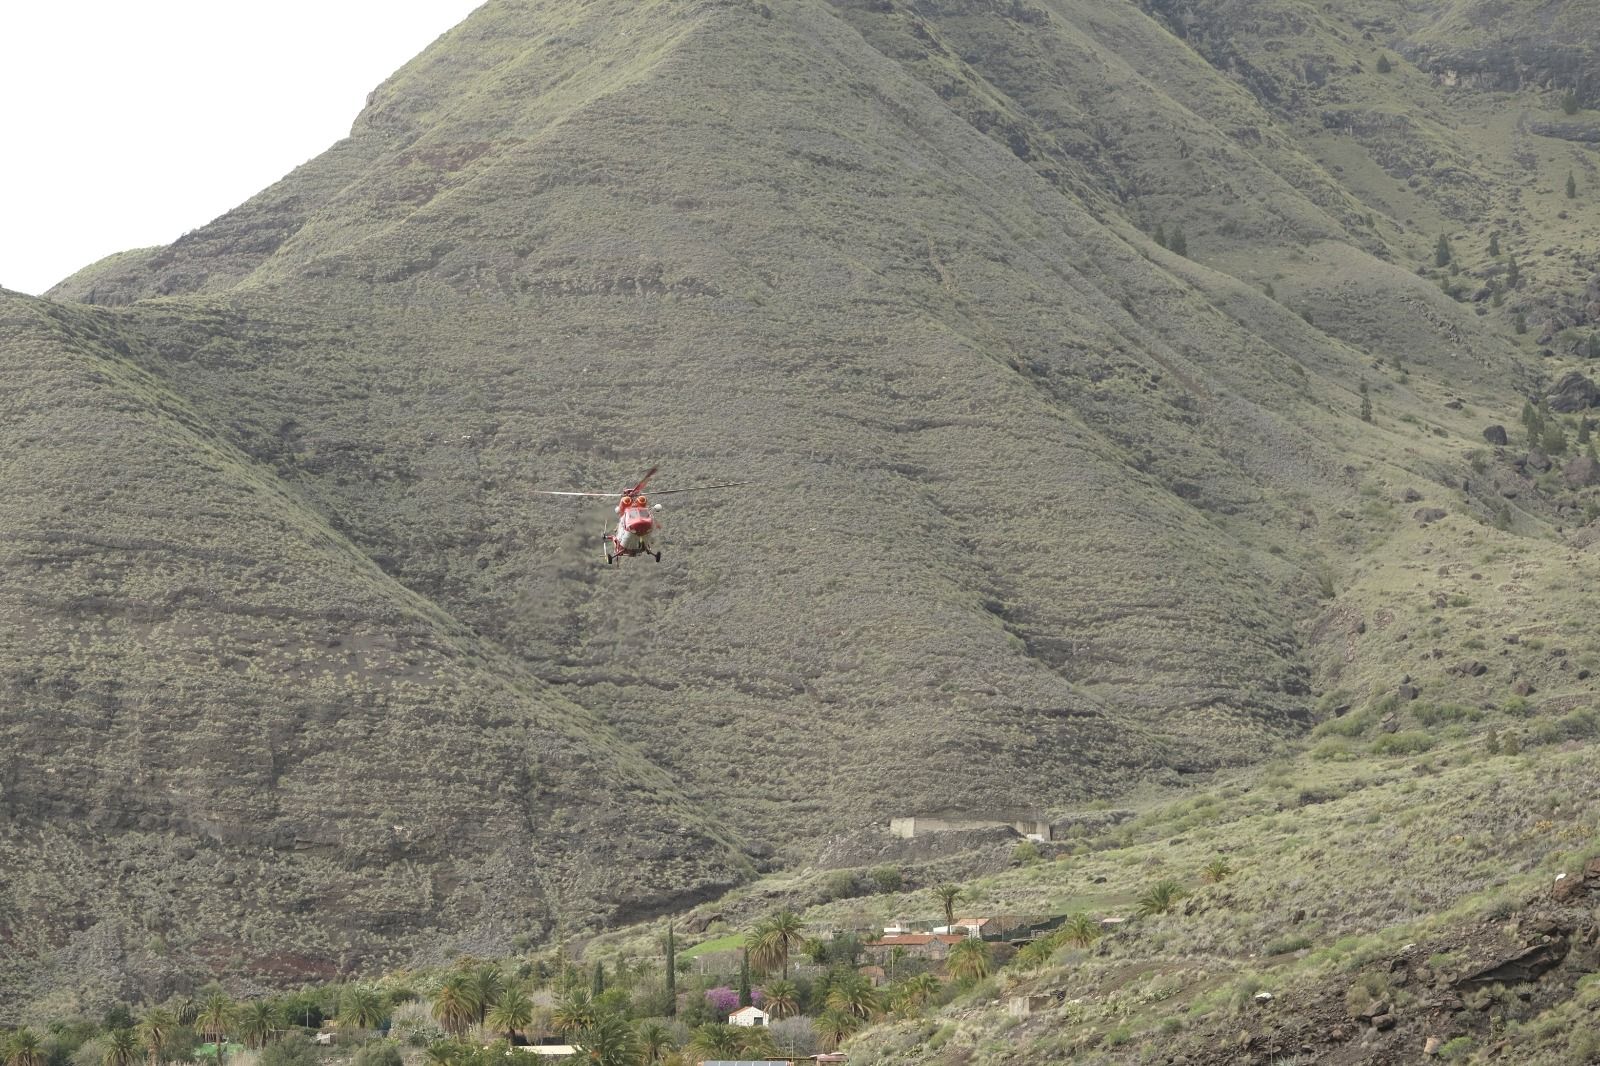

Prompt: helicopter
[{"left": 533, "top": 468, "right": 742, "bottom": 564}]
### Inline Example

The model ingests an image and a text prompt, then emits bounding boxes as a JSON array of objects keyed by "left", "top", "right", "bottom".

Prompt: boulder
[
  {"left": 1398, "top": 683, "right": 1420, "bottom": 701},
  {"left": 1372, "top": 1013, "right": 1396, "bottom": 1031},
  {"left": 1547, "top": 371, "right": 1600, "bottom": 412},
  {"left": 1564, "top": 454, "right": 1600, "bottom": 488},
  {"left": 1414, "top": 507, "right": 1447, "bottom": 524},
  {"left": 1425, "top": 1036, "right": 1442, "bottom": 1056},
  {"left": 1526, "top": 450, "right": 1552, "bottom": 473},
  {"left": 1403, "top": 487, "right": 1424, "bottom": 502},
  {"left": 1483, "top": 424, "right": 1509, "bottom": 445},
  {"left": 1450, "top": 660, "right": 1488, "bottom": 677},
  {"left": 1513, "top": 679, "right": 1537, "bottom": 697}
]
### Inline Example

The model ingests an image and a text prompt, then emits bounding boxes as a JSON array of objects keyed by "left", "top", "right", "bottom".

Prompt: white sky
[{"left": 0, "top": 1, "right": 484, "bottom": 295}]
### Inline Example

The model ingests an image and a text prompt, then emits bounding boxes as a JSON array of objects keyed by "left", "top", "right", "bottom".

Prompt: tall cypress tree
[
  {"left": 738, "top": 949, "right": 753, "bottom": 1008},
  {"left": 592, "top": 959, "right": 605, "bottom": 998},
  {"left": 664, "top": 926, "right": 677, "bottom": 1017}
]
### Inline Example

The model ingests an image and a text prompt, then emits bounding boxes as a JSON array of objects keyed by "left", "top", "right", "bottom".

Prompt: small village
[{"left": 0, "top": 864, "right": 1113, "bottom": 1066}]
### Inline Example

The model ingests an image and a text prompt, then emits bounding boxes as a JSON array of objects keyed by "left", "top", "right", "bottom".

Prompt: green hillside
[{"left": 8, "top": 0, "right": 1600, "bottom": 1038}]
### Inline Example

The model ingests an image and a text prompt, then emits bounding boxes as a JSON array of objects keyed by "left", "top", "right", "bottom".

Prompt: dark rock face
[
  {"left": 1484, "top": 424, "right": 1509, "bottom": 445},
  {"left": 1547, "top": 371, "right": 1600, "bottom": 413}
]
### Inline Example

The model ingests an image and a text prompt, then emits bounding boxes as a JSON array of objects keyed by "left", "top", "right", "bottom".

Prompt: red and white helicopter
[{"left": 534, "top": 468, "right": 741, "bottom": 564}]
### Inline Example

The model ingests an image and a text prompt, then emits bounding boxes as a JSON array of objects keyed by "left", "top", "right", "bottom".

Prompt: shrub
[
  {"left": 353, "top": 1042, "right": 403, "bottom": 1066},
  {"left": 1439, "top": 1036, "right": 1475, "bottom": 1060},
  {"left": 1012, "top": 841, "right": 1042, "bottom": 866},
  {"left": 1264, "top": 934, "right": 1312, "bottom": 956},
  {"left": 260, "top": 1038, "right": 319, "bottom": 1066},
  {"left": 1563, "top": 89, "right": 1581, "bottom": 115},
  {"left": 868, "top": 865, "right": 903, "bottom": 893},
  {"left": 822, "top": 870, "right": 863, "bottom": 901},
  {"left": 1370, "top": 731, "right": 1434, "bottom": 756}
]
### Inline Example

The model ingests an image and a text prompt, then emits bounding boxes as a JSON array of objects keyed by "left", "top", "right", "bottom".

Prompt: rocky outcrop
[
  {"left": 1547, "top": 371, "right": 1600, "bottom": 412},
  {"left": 1564, "top": 454, "right": 1600, "bottom": 487}
]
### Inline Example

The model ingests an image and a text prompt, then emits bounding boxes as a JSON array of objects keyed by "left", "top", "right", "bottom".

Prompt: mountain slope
[
  {"left": 9, "top": 0, "right": 1600, "bottom": 1016},
  {"left": 0, "top": 289, "right": 749, "bottom": 1009}
]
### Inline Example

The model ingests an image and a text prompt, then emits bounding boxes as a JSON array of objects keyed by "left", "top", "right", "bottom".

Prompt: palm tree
[
  {"left": 814, "top": 1009, "right": 859, "bottom": 1051},
  {"left": 103, "top": 1030, "right": 139, "bottom": 1066},
  {"left": 1200, "top": 857, "right": 1233, "bottom": 884},
  {"left": 472, "top": 965, "right": 505, "bottom": 1024},
  {"left": 431, "top": 973, "right": 479, "bottom": 1037},
  {"left": 887, "top": 945, "right": 907, "bottom": 982},
  {"left": 686, "top": 1024, "right": 741, "bottom": 1061},
  {"left": 1061, "top": 912, "right": 1100, "bottom": 948},
  {"left": 761, "top": 978, "right": 799, "bottom": 1020},
  {"left": 824, "top": 972, "right": 878, "bottom": 1019},
  {"left": 197, "top": 992, "right": 235, "bottom": 1066},
  {"left": 550, "top": 989, "right": 597, "bottom": 1037},
  {"left": 237, "top": 1001, "right": 280, "bottom": 1049},
  {"left": 485, "top": 984, "right": 534, "bottom": 1043},
  {"left": 947, "top": 939, "right": 992, "bottom": 984},
  {"left": 340, "top": 986, "right": 388, "bottom": 1037},
  {"left": 897, "top": 973, "right": 940, "bottom": 1012},
  {"left": 746, "top": 910, "right": 806, "bottom": 980},
  {"left": 137, "top": 1008, "right": 177, "bottom": 1066},
  {"left": 5, "top": 1028, "right": 44, "bottom": 1066},
  {"left": 932, "top": 883, "right": 964, "bottom": 929},
  {"left": 1136, "top": 879, "right": 1186, "bottom": 917},
  {"left": 422, "top": 1042, "right": 457, "bottom": 1066},
  {"left": 736, "top": 1027, "right": 779, "bottom": 1060},
  {"left": 634, "top": 1022, "right": 674, "bottom": 1065},
  {"left": 578, "top": 1014, "right": 638, "bottom": 1066}
]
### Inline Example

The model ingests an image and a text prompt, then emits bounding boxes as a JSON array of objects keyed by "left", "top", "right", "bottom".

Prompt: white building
[{"left": 727, "top": 1005, "right": 770, "bottom": 1027}]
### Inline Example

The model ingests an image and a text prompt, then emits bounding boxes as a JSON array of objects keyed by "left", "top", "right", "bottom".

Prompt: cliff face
[{"left": 9, "top": 0, "right": 1600, "bottom": 1016}]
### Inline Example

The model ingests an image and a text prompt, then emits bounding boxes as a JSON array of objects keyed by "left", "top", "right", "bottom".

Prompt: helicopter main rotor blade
[
  {"left": 624, "top": 467, "right": 660, "bottom": 497},
  {"left": 647, "top": 483, "right": 748, "bottom": 496},
  {"left": 532, "top": 490, "right": 620, "bottom": 498}
]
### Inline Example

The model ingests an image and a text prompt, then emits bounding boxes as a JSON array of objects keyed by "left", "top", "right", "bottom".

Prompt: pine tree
[
  {"left": 1489, "top": 231, "right": 1501, "bottom": 256},
  {"left": 1580, "top": 418, "right": 1592, "bottom": 445},
  {"left": 1504, "top": 731, "right": 1522, "bottom": 755},
  {"left": 1568, "top": 171, "right": 1578, "bottom": 199},
  {"left": 1563, "top": 89, "right": 1581, "bottom": 115},
  {"left": 1359, "top": 382, "right": 1373, "bottom": 423},
  {"left": 1485, "top": 728, "right": 1501, "bottom": 755},
  {"left": 1507, "top": 254, "right": 1521, "bottom": 288},
  {"left": 1169, "top": 225, "right": 1188, "bottom": 257},
  {"left": 1434, "top": 233, "right": 1453, "bottom": 267},
  {"left": 1514, "top": 311, "right": 1528, "bottom": 335},
  {"left": 1376, "top": 53, "right": 1392, "bottom": 74},
  {"left": 1152, "top": 223, "right": 1167, "bottom": 249},
  {"left": 1542, "top": 421, "right": 1568, "bottom": 455},
  {"left": 1496, "top": 503, "right": 1513, "bottom": 531}
]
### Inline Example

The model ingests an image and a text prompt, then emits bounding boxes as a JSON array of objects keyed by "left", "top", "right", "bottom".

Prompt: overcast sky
[{"left": 0, "top": 1, "right": 483, "bottom": 295}]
